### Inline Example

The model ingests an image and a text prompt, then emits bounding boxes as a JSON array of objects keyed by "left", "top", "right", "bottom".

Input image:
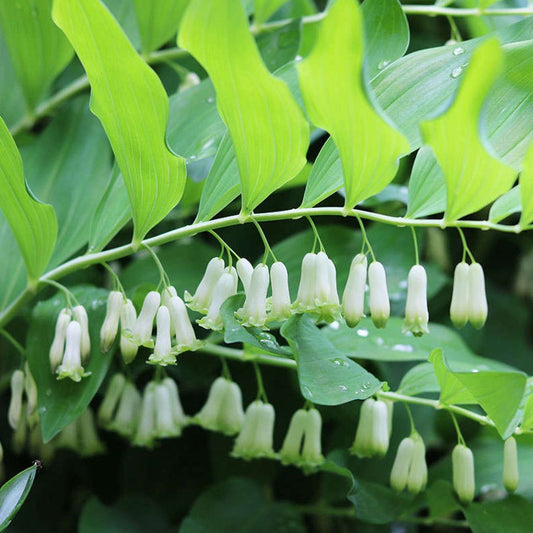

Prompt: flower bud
[
  {"left": 100, "top": 291, "right": 123, "bottom": 352},
  {"left": 390, "top": 437, "right": 415, "bottom": 492},
  {"left": 78, "top": 408, "right": 105, "bottom": 457},
  {"left": 132, "top": 291, "right": 160, "bottom": 346},
  {"left": 351, "top": 398, "right": 390, "bottom": 458},
  {"left": 120, "top": 299, "right": 138, "bottom": 363},
  {"left": 368, "top": 262, "right": 390, "bottom": 328},
  {"left": 450, "top": 262, "right": 470, "bottom": 329},
  {"left": 133, "top": 383, "right": 156, "bottom": 447},
  {"left": 232, "top": 401, "right": 276, "bottom": 460},
  {"left": 24, "top": 363, "right": 38, "bottom": 428},
  {"left": 185, "top": 257, "right": 225, "bottom": 312},
  {"left": 236, "top": 257, "right": 254, "bottom": 293},
  {"left": 73, "top": 305, "right": 91, "bottom": 362},
  {"left": 49, "top": 308, "right": 71, "bottom": 371},
  {"left": 402, "top": 265, "right": 429, "bottom": 336},
  {"left": 269, "top": 262, "right": 292, "bottom": 321},
  {"left": 97, "top": 373, "right": 127, "bottom": 427},
  {"left": 153, "top": 381, "right": 182, "bottom": 437},
  {"left": 198, "top": 270, "right": 238, "bottom": 331},
  {"left": 8, "top": 370, "right": 24, "bottom": 430},
  {"left": 503, "top": 436, "right": 519, "bottom": 493},
  {"left": 148, "top": 306, "right": 175, "bottom": 366},
  {"left": 452, "top": 444, "right": 475, "bottom": 504},
  {"left": 57, "top": 321, "right": 88, "bottom": 382},
  {"left": 236, "top": 264, "right": 269, "bottom": 328},
  {"left": 350, "top": 398, "right": 375, "bottom": 458},
  {"left": 407, "top": 434, "right": 427, "bottom": 494},
  {"left": 279, "top": 409, "right": 308, "bottom": 465},
  {"left": 167, "top": 296, "right": 201, "bottom": 352},
  {"left": 294, "top": 253, "right": 317, "bottom": 310},
  {"left": 162, "top": 377, "right": 188, "bottom": 428},
  {"left": 468, "top": 263, "right": 488, "bottom": 329},
  {"left": 342, "top": 254, "right": 367, "bottom": 328},
  {"left": 109, "top": 382, "right": 142, "bottom": 438},
  {"left": 301, "top": 408, "right": 324, "bottom": 467}
]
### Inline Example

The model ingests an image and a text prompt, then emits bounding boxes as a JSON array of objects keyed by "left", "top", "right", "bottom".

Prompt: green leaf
[
  {"left": 178, "top": 0, "right": 308, "bottom": 214},
  {"left": 489, "top": 185, "right": 520, "bottom": 223},
  {"left": 297, "top": 0, "right": 409, "bottom": 211},
  {"left": 406, "top": 147, "right": 446, "bottom": 219},
  {"left": 0, "top": 464, "right": 38, "bottom": 532},
  {"left": 397, "top": 362, "right": 439, "bottom": 396},
  {"left": 361, "top": 0, "right": 409, "bottom": 79},
  {"left": 420, "top": 39, "right": 516, "bottom": 222},
  {"left": 521, "top": 391, "right": 533, "bottom": 430},
  {"left": 53, "top": 0, "right": 187, "bottom": 245},
  {"left": 281, "top": 314, "right": 382, "bottom": 406},
  {"left": 220, "top": 295, "right": 292, "bottom": 356},
  {"left": 519, "top": 143, "right": 533, "bottom": 227},
  {"left": 0, "top": 214, "right": 26, "bottom": 312},
  {"left": 25, "top": 286, "right": 113, "bottom": 441},
  {"left": 133, "top": 0, "right": 189, "bottom": 54},
  {"left": 0, "top": 0, "right": 73, "bottom": 111},
  {"left": 0, "top": 117, "right": 57, "bottom": 283},
  {"left": 429, "top": 349, "right": 526, "bottom": 438},
  {"left": 180, "top": 478, "right": 305, "bottom": 533},
  {"left": 0, "top": 32, "right": 25, "bottom": 129},
  {"left": 102, "top": 0, "right": 141, "bottom": 49},
  {"left": 253, "top": 0, "right": 287, "bottom": 25}
]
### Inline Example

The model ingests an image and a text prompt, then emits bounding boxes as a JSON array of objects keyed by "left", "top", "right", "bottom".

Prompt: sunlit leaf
[
  {"left": 178, "top": 0, "right": 308, "bottom": 214},
  {"left": 298, "top": 0, "right": 409, "bottom": 211},
  {"left": 0, "top": 118, "right": 57, "bottom": 283},
  {"left": 53, "top": 0, "right": 187, "bottom": 245},
  {"left": 519, "top": 143, "right": 533, "bottom": 227},
  {"left": 253, "top": 0, "right": 288, "bottom": 25},
  {"left": 0, "top": 32, "right": 25, "bottom": 129},
  {"left": 488, "top": 185, "right": 520, "bottom": 223},
  {"left": 0, "top": 464, "right": 38, "bottom": 532}
]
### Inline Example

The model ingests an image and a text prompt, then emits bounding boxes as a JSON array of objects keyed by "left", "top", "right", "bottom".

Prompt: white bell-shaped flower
[
  {"left": 78, "top": 408, "right": 105, "bottom": 457},
  {"left": 148, "top": 306, "right": 175, "bottom": 366},
  {"left": 503, "top": 436, "right": 519, "bottom": 493},
  {"left": 24, "top": 364, "right": 38, "bottom": 428},
  {"left": 162, "top": 377, "right": 188, "bottom": 428},
  {"left": 327, "top": 257, "right": 340, "bottom": 306},
  {"left": 194, "top": 377, "right": 229, "bottom": 430},
  {"left": 120, "top": 298, "right": 138, "bottom": 363},
  {"left": 236, "top": 257, "right": 254, "bottom": 293},
  {"left": 279, "top": 409, "right": 308, "bottom": 465},
  {"left": 132, "top": 291, "right": 160, "bottom": 346},
  {"left": 49, "top": 308, "right": 72, "bottom": 371},
  {"left": 342, "top": 254, "right": 367, "bottom": 328},
  {"left": 54, "top": 417, "right": 78, "bottom": 452},
  {"left": 350, "top": 398, "right": 375, "bottom": 458},
  {"left": 198, "top": 268, "right": 238, "bottom": 331},
  {"left": 73, "top": 305, "right": 91, "bottom": 362},
  {"left": 452, "top": 444, "right": 475, "bottom": 504},
  {"left": 8, "top": 370, "right": 24, "bottom": 430},
  {"left": 301, "top": 408, "right": 324, "bottom": 467},
  {"left": 109, "top": 382, "right": 142, "bottom": 438},
  {"left": 100, "top": 291, "right": 123, "bottom": 352},
  {"left": 167, "top": 295, "right": 201, "bottom": 353},
  {"left": 294, "top": 253, "right": 317, "bottom": 310},
  {"left": 315, "top": 252, "right": 331, "bottom": 304},
  {"left": 57, "top": 321, "right": 89, "bottom": 382},
  {"left": 232, "top": 401, "right": 276, "bottom": 460},
  {"left": 402, "top": 265, "right": 429, "bottom": 336},
  {"left": 390, "top": 437, "right": 415, "bottom": 492},
  {"left": 236, "top": 264, "right": 269, "bottom": 328},
  {"left": 133, "top": 383, "right": 157, "bottom": 447},
  {"left": 351, "top": 398, "right": 390, "bottom": 458},
  {"left": 153, "top": 381, "right": 182, "bottom": 437},
  {"left": 450, "top": 262, "right": 470, "bottom": 329},
  {"left": 368, "top": 262, "right": 390, "bottom": 329},
  {"left": 468, "top": 263, "right": 488, "bottom": 329},
  {"left": 97, "top": 373, "right": 127, "bottom": 427},
  {"left": 269, "top": 262, "right": 292, "bottom": 321},
  {"left": 161, "top": 285, "right": 178, "bottom": 310},
  {"left": 407, "top": 433, "right": 427, "bottom": 494},
  {"left": 185, "top": 257, "right": 225, "bottom": 313}
]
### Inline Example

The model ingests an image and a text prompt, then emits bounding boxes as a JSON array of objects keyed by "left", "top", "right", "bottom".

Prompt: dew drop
[
  {"left": 450, "top": 66, "right": 463, "bottom": 79},
  {"left": 375, "top": 337, "right": 384, "bottom": 346},
  {"left": 294, "top": 55, "right": 303, "bottom": 62},
  {"left": 338, "top": 385, "right": 348, "bottom": 391},
  {"left": 356, "top": 328, "right": 369, "bottom": 338},
  {"left": 377, "top": 59, "right": 390, "bottom": 70},
  {"left": 303, "top": 386, "right": 313, "bottom": 398},
  {"left": 329, "top": 357, "right": 349, "bottom": 367},
  {"left": 453, "top": 47, "right": 465, "bottom": 56},
  {"left": 392, "top": 343, "right": 414, "bottom": 353},
  {"left": 329, "top": 320, "right": 340, "bottom": 330},
  {"left": 206, "top": 97, "right": 214, "bottom": 104}
]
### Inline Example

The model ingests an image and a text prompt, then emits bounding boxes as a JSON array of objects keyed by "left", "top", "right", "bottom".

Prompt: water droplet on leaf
[
  {"left": 450, "top": 66, "right": 463, "bottom": 79},
  {"left": 453, "top": 47, "right": 465, "bottom": 56}
]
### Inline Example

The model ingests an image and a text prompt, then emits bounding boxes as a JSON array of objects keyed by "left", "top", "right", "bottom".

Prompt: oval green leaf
[{"left": 0, "top": 464, "right": 38, "bottom": 532}]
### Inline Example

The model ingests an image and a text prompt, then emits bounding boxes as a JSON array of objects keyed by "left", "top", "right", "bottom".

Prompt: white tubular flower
[
  {"left": 279, "top": 409, "right": 308, "bottom": 465},
  {"left": 162, "top": 377, "right": 188, "bottom": 428},
  {"left": 185, "top": 257, "right": 225, "bottom": 313},
  {"left": 407, "top": 434, "right": 427, "bottom": 494},
  {"left": 232, "top": 401, "right": 276, "bottom": 460},
  {"left": 161, "top": 285, "right": 177, "bottom": 310},
  {"left": 294, "top": 253, "right": 317, "bottom": 310},
  {"left": 468, "top": 263, "right": 488, "bottom": 329},
  {"left": 503, "top": 436, "right": 519, "bottom": 493},
  {"left": 327, "top": 258, "right": 340, "bottom": 306},
  {"left": 100, "top": 291, "right": 123, "bottom": 353},
  {"left": 54, "top": 418, "right": 78, "bottom": 452},
  {"left": 450, "top": 262, "right": 470, "bottom": 329},
  {"left": 97, "top": 373, "right": 127, "bottom": 427},
  {"left": 218, "top": 380, "right": 245, "bottom": 436},
  {"left": 153, "top": 381, "right": 182, "bottom": 438},
  {"left": 8, "top": 370, "right": 24, "bottom": 430},
  {"left": 24, "top": 364, "right": 38, "bottom": 428},
  {"left": 236, "top": 257, "right": 254, "bottom": 293},
  {"left": 452, "top": 444, "right": 475, "bottom": 504},
  {"left": 269, "top": 262, "right": 292, "bottom": 321},
  {"left": 198, "top": 270, "right": 238, "bottom": 331},
  {"left": 236, "top": 264, "right": 269, "bottom": 328},
  {"left": 148, "top": 306, "right": 175, "bottom": 366},
  {"left": 167, "top": 295, "right": 201, "bottom": 353},
  {"left": 342, "top": 254, "right": 368, "bottom": 328},
  {"left": 402, "top": 265, "right": 429, "bottom": 337},
  {"left": 194, "top": 377, "right": 228, "bottom": 430},
  {"left": 301, "top": 408, "right": 324, "bottom": 467},
  {"left": 368, "top": 262, "right": 390, "bottom": 329},
  {"left": 120, "top": 299, "right": 138, "bottom": 364},
  {"left": 56, "top": 321, "right": 88, "bottom": 382},
  {"left": 78, "top": 408, "right": 105, "bottom": 457},
  {"left": 132, "top": 291, "right": 160, "bottom": 347},
  {"left": 49, "top": 308, "right": 72, "bottom": 371},
  {"left": 350, "top": 398, "right": 375, "bottom": 458},
  {"left": 351, "top": 399, "right": 390, "bottom": 458},
  {"left": 109, "top": 382, "right": 142, "bottom": 438},
  {"left": 315, "top": 252, "right": 331, "bottom": 304},
  {"left": 73, "top": 305, "right": 91, "bottom": 362},
  {"left": 133, "top": 383, "right": 157, "bottom": 447},
  {"left": 390, "top": 437, "right": 415, "bottom": 492}
]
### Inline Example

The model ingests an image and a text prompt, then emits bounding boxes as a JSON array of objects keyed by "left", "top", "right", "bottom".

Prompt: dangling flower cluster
[
  {"left": 450, "top": 262, "right": 488, "bottom": 329},
  {"left": 55, "top": 407, "right": 106, "bottom": 457},
  {"left": 49, "top": 305, "right": 91, "bottom": 382},
  {"left": 402, "top": 265, "right": 429, "bottom": 336},
  {"left": 390, "top": 433, "right": 427, "bottom": 494},
  {"left": 350, "top": 398, "right": 393, "bottom": 458}
]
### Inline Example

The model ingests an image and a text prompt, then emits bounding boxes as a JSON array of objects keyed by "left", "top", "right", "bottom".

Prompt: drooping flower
[
  {"left": 133, "top": 382, "right": 157, "bottom": 448},
  {"left": 402, "top": 265, "right": 429, "bottom": 336},
  {"left": 152, "top": 381, "right": 183, "bottom": 438},
  {"left": 108, "top": 381, "right": 142, "bottom": 438},
  {"left": 468, "top": 263, "right": 488, "bottom": 329},
  {"left": 368, "top": 262, "right": 390, "bottom": 329},
  {"left": 236, "top": 264, "right": 270, "bottom": 328},
  {"left": 232, "top": 401, "right": 276, "bottom": 460},
  {"left": 132, "top": 291, "right": 161, "bottom": 347},
  {"left": 503, "top": 436, "right": 519, "bottom": 493},
  {"left": 97, "top": 373, "right": 127, "bottom": 427},
  {"left": 185, "top": 257, "right": 225, "bottom": 313},
  {"left": 78, "top": 408, "right": 106, "bottom": 457},
  {"left": 390, "top": 433, "right": 427, "bottom": 494},
  {"left": 236, "top": 257, "right": 254, "bottom": 293},
  {"left": 450, "top": 262, "right": 470, "bottom": 329},
  {"left": 56, "top": 321, "right": 90, "bottom": 382},
  {"left": 100, "top": 291, "right": 123, "bottom": 352},
  {"left": 197, "top": 268, "right": 238, "bottom": 331},
  {"left": 167, "top": 295, "right": 202, "bottom": 353},
  {"left": 148, "top": 306, "right": 175, "bottom": 366},
  {"left": 452, "top": 443, "right": 475, "bottom": 504},
  {"left": 350, "top": 398, "right": 390, "bottom": 458},
  {"left": 24, "top": 363, "right": 38, "bottom": 428},
  {"left": 269, "top": 261, "right": 292, "bottom": 322},
  {"left": 294, "top": 253, "right": 317, "bottom": 311},
  {"left": 342, "top": 253, "right": 367, "bottom": 328},
  {"left": 162, "top": 377, "right": 188, "bottom": 429},
  {"left": 49, "top": 308, "right": 72, "bottom": 371},
  {"left": 120, "top": 298, "right": 138, "bottom": 363},
  {"left": 73, "top": 305, "right": 91, "bottom": 362},
  {"left": 8, "top": 370, "right": 24, "bottom": 430}
]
